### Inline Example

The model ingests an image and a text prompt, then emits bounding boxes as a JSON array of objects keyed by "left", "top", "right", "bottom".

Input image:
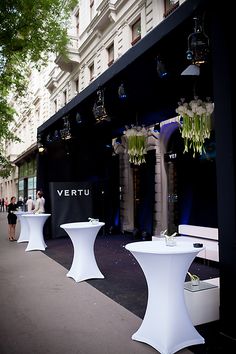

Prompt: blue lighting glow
[{"left": 118, "top": 83, "right": 127, "bottom": 100}]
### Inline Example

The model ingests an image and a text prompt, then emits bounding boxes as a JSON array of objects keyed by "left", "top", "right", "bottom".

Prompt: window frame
[
  {"left": 75, "top": 9, "right": 80, "bottom": 36},
  {"left": 74, "top": 78, "right": 79, "bottom": 93},
  {"left": 131, "top": 17, "right": 141, "bottom": 46},
  {"left": 107, "top": 42, "right": 114, "bottom": 67},
  {"left": 63, "top": 89, "right": 68, "bottom": 106},
  {"left": 164, "top": 0, "right": 179, "bottom": 17},
  {"left": 89, "top": 62, "right": 95, "bottom": 81},
  {"left": 90, "top": 0, "right": 95, "bottom": 21},
  {"left": 54, "top": 99, "right": 58, "bottom": 113}
]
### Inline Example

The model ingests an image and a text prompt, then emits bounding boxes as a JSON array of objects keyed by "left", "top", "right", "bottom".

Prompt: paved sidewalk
[{"left": 0, "top": 212, "right": 192, "bottom": 354}]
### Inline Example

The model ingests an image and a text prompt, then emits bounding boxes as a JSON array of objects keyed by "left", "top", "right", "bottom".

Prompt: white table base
[
  {"left": 15, "top": 212, "right": 31, "bottom": 243},
  {"left": 60, "top": 222, "right": 105, "bottom": 282},
  {"left": 22, "top": 214, "right": 51, "bottom": 252},
  {"left": 125, "top": 241, "right": 205, "bottom": 354}
]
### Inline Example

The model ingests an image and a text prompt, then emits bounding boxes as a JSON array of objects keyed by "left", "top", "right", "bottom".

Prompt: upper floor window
[
  {"left": 35, "top": 108, "right": 40, "bottom": 123},
  {"left": 131, "top": 18, "right": 141, "bottom": 46},
  {"left": 74, "top": 78, "right": 79, "bottom": 93},
  {"left": 63, "top": 89, "right": 68, "bottom": 106},
  {"left": 75, "top": 10, "right": 80, "bottom": 36},
  {"left": 90, "top": 0, "right": 95, "bottom": 21},
  {"left": 164, "top": 0, "right": 179, "bottom": 17},
  {"left": 89, "top": 62, "right": 94, "bottom": 81},
  {"left": 107, "top": 43, "right": 114, "bottom": 67},
  {"left": 54, "top": 99, "right": 57, "bottom": 113}
]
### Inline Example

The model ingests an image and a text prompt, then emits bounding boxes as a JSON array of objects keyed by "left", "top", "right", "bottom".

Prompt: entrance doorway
[
  {"left": 119, "top": 149, "right": 156, "bottom": 236},
  {"left": 166, "top": 129, "right": 217, "bottom": 233}
]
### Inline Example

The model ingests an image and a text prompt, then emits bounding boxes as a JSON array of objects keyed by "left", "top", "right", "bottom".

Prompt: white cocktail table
[
  {"left": 15, "top": 211, "right": 32, "bottom": 243},
  {"left": 22, "top": 214, "right": 51, "bottom": 251},
  {"left": 60, "top": 221, "right": 105, "bottom": 282},
  {"left": 125, "top": 240, "right": 205, "bottom": 354}
]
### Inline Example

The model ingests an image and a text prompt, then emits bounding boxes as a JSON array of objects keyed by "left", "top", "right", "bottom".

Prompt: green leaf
[{"left": 0, "top": 0, "right": 78, "bottom": 168}]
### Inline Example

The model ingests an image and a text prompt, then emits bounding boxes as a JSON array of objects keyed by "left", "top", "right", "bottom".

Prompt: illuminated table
[
  {"left": 15, "top": 211, "right": 32, "bottom": 243},
  {"left": 125, "top": 240, "right": 205, "bottom": 354},
  {"left": 22, "top": 214, "right": 51, "bottom": 252},
  {"left": 60, "top": 221, "right": 105, "bottom": 282}
]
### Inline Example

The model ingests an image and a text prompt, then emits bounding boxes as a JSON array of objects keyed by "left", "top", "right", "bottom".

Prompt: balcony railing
[{"left": 55, "top": 36, "right": 80, "bottom": 72}]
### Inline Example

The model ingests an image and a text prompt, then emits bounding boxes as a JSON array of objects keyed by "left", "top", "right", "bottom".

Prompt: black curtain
[{"left": 49, "top": 182, "right": 93, "bottom": 238}]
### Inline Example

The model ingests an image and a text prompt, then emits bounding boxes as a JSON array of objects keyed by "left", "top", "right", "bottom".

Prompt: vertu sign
[
  {"left": 49, "top": 182, "right": 93, "bottom": 238},
  {"left": 56, "top": 189, "right": 90, "bottom": 197}
]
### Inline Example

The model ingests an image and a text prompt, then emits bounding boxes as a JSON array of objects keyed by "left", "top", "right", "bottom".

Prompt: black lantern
[
  {"left": 37, "top": 134, "right": 45, "bottom": 153},
  {"left": 186, "top": 17, "right": 209, "bottom": 65},
  {"left": 92, "top": 88, "right": 109, "bottom": 123},
  {"left": 60, "top": 116, "right": 72, "bottom": 140}
]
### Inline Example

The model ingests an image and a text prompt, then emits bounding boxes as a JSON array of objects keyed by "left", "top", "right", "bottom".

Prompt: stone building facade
[{"left": 1, "top": 0, "right": 184, "bottom": 234}]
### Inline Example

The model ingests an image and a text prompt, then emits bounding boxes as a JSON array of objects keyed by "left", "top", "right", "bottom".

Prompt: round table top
[
  {"left": 60, "top": 221, "right": 105, "bottom": 229},
  {"left": 14, "top": 211, "right": 32, "bottom": 215},
  {"left": 21, "top": 213, "right": 51, "bottom": 218},
  {"left": 125, "top": 240, "right": 205, "bottom": 255}
]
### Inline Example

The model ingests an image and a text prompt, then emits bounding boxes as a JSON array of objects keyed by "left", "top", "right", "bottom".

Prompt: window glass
[
  {"left": 132, "top": 18, "right": 141, "bottom": 45},
  {"left": 90, "top": 0, "right": 94, "bottom": 20},
  {"left": 75, "top": 78, "right": 79, "bottom": 93},
  {"left": 28, "top": 160, "right": 34, "bottom": 176},
  {"left": 28, "top": 177, "right": 34, "bottom": 189},
  {"left": 107, "top": 43, "right": 114, "bottom": 66},
  {"left": 27, "top": 177, "right": 37, "bottom": 200},
  {"left": 164, "top": 0, "right": 179, "bottom": 16},
  {"left": 89, "top": 63, "right": 94, "bottom": 81},
  {"left": 75, "top": 10, "right": 80, "bottom": 36},
  {"left": 19, "top": 179, "right": 24, "bottom": 192},
  {"left": 18, "top": 158, "right": 37, "bottom": 200}
]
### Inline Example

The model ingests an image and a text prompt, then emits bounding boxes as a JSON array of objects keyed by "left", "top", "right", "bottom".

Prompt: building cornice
[{"left": 13, "top": 143, "right": 38, "bottom": 165}]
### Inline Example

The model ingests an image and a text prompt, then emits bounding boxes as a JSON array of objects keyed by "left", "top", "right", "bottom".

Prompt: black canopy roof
[{"left": 38, "top": 0, "right": 211, "bottom": 139}]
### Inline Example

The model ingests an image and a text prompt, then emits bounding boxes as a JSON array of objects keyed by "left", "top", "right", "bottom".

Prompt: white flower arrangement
[
  {"left": 176, "top": 97, "right": 214, "bottom": 157},
  {"left": 187, "top": 272, "right": 200, "bottom": 286},
  {"left": 187, "top": 272, "right": 200, "bottom": 281},
  {"left": 161, "top": 229, "right": 177, "bottom": 238},
  {"left": 161, "top": 229, "right": 177, "bottom": 246},
  {"left": 123, "top": 125, "right": 148, "bottom": 165}
]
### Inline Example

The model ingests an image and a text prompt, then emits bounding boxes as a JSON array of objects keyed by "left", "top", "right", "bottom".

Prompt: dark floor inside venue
[{"left": 43, "top": 231, "right": 235, "bottom": 354}]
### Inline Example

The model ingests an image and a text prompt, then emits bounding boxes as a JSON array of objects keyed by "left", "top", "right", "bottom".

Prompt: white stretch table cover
[
  {"left": 15, "top": 211, "right": 32, "bottom": 243},
  {"left": 22, "top": 214, "right": 51, "bottom": 252},
  {"left": 125, "top": 240, "right": 205, "bottom": 354},
  {"left": 60, "top": 221, "right": 105, "bottom": 282}
]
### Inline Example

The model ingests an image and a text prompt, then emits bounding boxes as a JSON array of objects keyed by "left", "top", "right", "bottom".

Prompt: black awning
[{"left": 38, "top": 0, "right": 208, "bottom": 135}]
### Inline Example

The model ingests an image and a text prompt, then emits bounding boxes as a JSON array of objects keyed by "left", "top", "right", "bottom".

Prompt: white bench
[
  {"left": 184, "top": 277, "right": 220, "bottom": 325},
  {"left": 177, "top": 224, "right": 219, "bottom": 262}
]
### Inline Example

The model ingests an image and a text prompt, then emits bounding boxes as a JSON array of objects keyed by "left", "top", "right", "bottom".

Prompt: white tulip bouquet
[
  {"left": 123, "top": 125, "right": 148, "bottom": 165},
  {"left": 176, "top": 97, "right": 214, "bottom": 157}
]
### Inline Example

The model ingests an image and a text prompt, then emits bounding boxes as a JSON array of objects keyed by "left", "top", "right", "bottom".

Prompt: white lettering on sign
[{"left": 56, "top": 189, "right": 90, "bottom": 197}]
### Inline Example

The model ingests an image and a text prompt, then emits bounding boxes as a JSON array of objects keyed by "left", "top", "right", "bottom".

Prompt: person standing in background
[
  {"left": 4, "top": 197, "right": 8, "bottom": 212},
  {"left": 17, "top": 196, "right": 24, "bottom": 211},
  {"left": 7, "top": 196, "right": 18, "bottom": 241},
  {"left": 1, "top": 198, "right": 5, "bottom": 211},
  {"left": 38, "top": 190, "right": 45, "bottom": 205},
  {"left": 2, "top": 198, "right": 5, "bottom": 211},
  {"left": 26, "top": 196, "right": 34, "bottom": 212},
  {"left": 34, "top": 191, "right": 45, "bottom": 214}
]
